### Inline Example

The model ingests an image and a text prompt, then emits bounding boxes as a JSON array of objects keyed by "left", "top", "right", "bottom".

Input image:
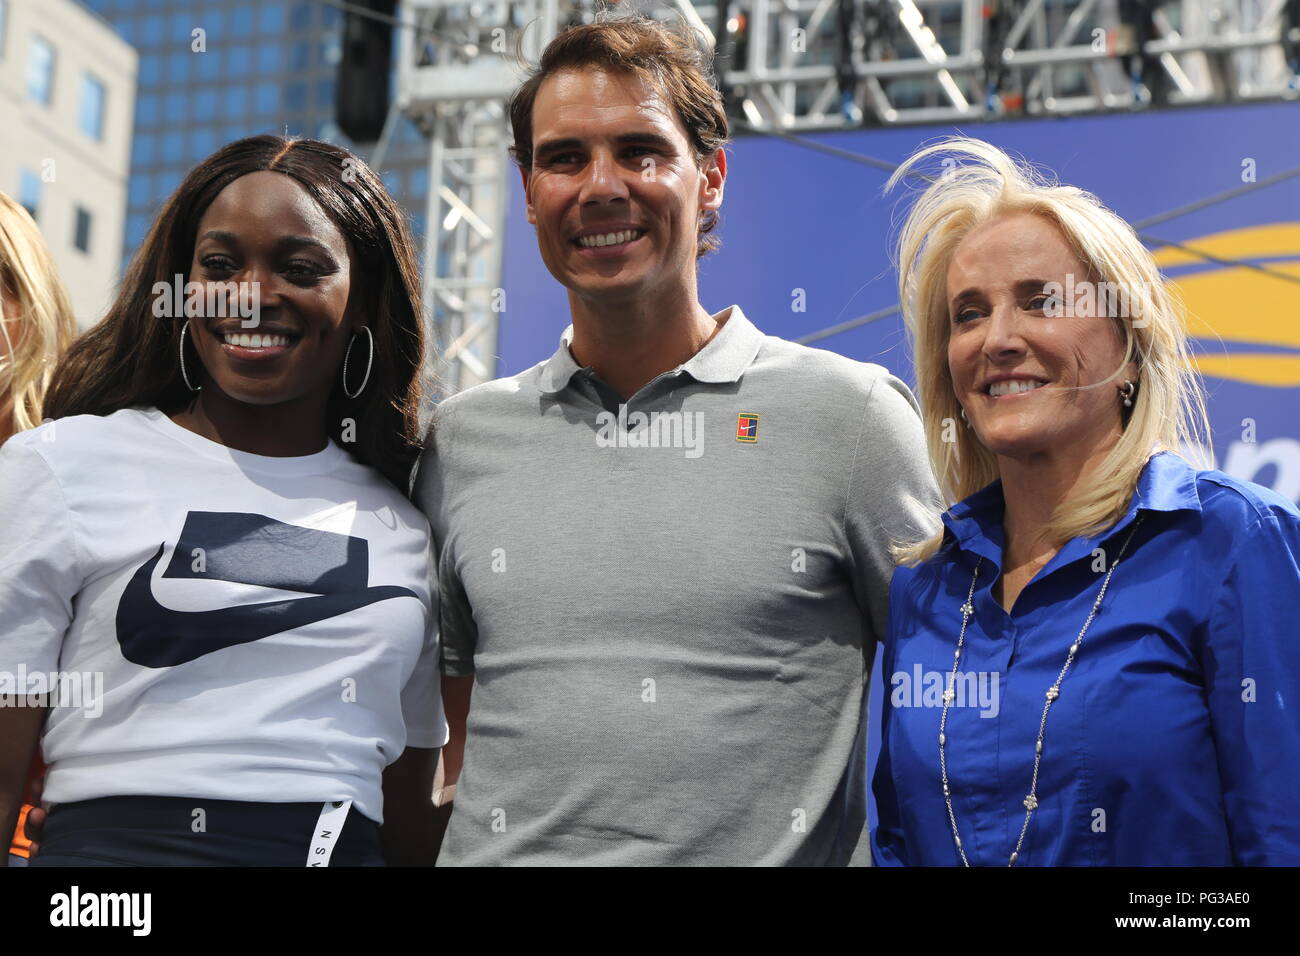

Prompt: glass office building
[{"left": 84, "top": 0, "right": 431, "bottom": 275}]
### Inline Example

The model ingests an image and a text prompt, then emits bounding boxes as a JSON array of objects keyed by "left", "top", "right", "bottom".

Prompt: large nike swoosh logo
[{"left": 116, "top": 543, "right": 419, "bottom": 668}]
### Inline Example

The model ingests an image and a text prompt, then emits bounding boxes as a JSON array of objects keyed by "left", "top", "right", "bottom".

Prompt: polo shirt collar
[
  {"left": 538, "top": 325, "right": 585, "bottom": 394},
  {"left": 537, "top": 304, "right": 764, "bottom": 395},
  {"left": 940, "top": 449, "right": 1202, "bottom": 569},
  {"left": 681, "top": 305, "right": 765, "bottom": 384}
]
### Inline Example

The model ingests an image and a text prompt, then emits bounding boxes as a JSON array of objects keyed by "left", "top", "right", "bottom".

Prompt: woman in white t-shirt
[{"left": 0, "top": 135, "right": 448, "bottom": 866}]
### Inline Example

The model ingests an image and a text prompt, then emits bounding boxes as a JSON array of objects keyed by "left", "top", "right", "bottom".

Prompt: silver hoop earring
[
  {"left": 342, "top": 326, "right": 374, "bottom": 399},
  {"left": 179, "top": 320, "right": 202, "bottom": 393},
  {"left": 1120, "top": 380, "right": 1137, "bottom": 408},
  {"left": 959, "top": 407, "right": 971, "bottom": 428}
]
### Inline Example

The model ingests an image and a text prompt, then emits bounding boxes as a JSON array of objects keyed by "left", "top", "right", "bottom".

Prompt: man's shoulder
[
  {"left": 749, "top": 334, "right": 923, "bottom": 433},
  {"left": 433, "top": 365, "right": 543, "bottom": 421},
  {"left": 753, "top": 333, "right": 898, "bottom": 398},
  {"left": 418, "top": 366, "right": 546, "bottom": 479}
]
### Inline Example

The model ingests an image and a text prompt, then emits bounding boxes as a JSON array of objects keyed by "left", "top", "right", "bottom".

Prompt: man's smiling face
[{"left": 522, "top": 66, "right": 724, "bottom": 308}]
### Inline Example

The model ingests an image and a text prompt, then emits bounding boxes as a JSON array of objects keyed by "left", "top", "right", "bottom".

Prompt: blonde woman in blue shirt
[{"left": 873, "top": 137, "right": 1300, "bottom": 866}]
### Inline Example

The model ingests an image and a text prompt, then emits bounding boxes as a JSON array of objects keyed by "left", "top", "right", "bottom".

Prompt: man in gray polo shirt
[{"left": 415, "top": 16, "right": 939, "bottom": 865}]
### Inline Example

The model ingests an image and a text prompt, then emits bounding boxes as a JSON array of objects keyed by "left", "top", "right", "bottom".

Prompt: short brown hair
[{"left": 508, "top": 15, "right": 729, "bottom": 258}]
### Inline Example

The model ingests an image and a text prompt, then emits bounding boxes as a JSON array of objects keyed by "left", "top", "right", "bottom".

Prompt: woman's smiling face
[
  {"left": 946, "top": 211, "right": 1136, "bottom": 462},
  {"left": 184, "top": 170, "right": 359, "bottom": 406}
]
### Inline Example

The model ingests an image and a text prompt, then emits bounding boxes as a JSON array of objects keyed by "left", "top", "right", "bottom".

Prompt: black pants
[{"left": 29, "top": 795, "right": 384, "bottom": 867}]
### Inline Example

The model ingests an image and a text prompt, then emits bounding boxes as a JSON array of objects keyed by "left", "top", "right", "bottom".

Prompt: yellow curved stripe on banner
[
  {"left": 1190, "top": 354, "right": 1300, "bottom": 387},
  {"left": 1173, "top": 262, "right": 1300, "bottom": 349},
  {"left": 1158, "top": 219, "right": 1300, "bottom": 385},
  {"left": 1152, "top": 223, "right": 1300, "bottom": 268}
]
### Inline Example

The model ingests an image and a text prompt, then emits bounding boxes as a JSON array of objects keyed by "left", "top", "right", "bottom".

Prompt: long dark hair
[{"left": 44, "top": 135, "right": 428, "bottom": 494}]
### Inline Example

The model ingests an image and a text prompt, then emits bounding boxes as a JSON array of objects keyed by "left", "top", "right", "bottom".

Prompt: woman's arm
[
  {"left": 0, "top": 437, "right": 83, "bottom": 864},
  {"left": 410, "top": 674, "right": 475, "bottom": 862},
  {"left": 1204, "top": 506, "right": 1300, "bottom": 865},
  {"left": 871, "top": 622, "right": 909, "bottom": 867},
  {"left": 0, "top": 705, "right": 47, "bottom": 867},
  {"left": 379, "top": 746, "right": 441, "bottom": 866},
  {"left": 439, "top": 674, "right": 473, "bottom": 791}
]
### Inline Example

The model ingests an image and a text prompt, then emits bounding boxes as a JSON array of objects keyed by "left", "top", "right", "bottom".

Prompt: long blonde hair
[
  {"left": 887, "top": 137, "right": 1212, "bottom": 565},
  {"left": 0, "top": 191, "right": 77, "bottom": 436}
]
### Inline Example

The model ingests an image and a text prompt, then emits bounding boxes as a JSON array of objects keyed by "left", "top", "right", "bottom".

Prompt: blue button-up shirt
[{"left": 873, "top": 451, "right": 1300, "bottom": 866}]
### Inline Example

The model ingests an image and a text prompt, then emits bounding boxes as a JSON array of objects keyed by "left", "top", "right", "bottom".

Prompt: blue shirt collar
[
  {"left": 939, "top": 450, "right": 1202, "bottom": 570},
  {"left": 537, "top": 305, "right": 764, "bottom": 395}
]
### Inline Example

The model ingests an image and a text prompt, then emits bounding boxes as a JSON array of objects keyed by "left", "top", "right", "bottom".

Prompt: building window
[
  {"left": 222, "top": 85, "right": 249, "bottom": 119},
  {"left": 169, "top": 11, "right": 191, "bottom": 39},
  {"left": 157, "top": 168, "right": 183, "bottom": 197},
  {"left": 140, "top": 15, "right": 164, "bottom": 46},
  {"left": 79, "top": 73, "right": 107, "bottom": 140},
  {"left": 197, "top": 48, "right": 221, "bottom": 81},
  {"left": 19, "top": 167, "right": 41, "bottom": 220},
  {"left": 137, "top": 93, "right": 161, "bottom": 127},
  {"left": 139, "top": 56, "right": 161, "bottom": 85},
  {"left": 74, "top": 207, "right": 92, "bottom": 253},
  {"left": 161, "top": 133, "right": 183, "bottom": 163},
  {"left": 27, "top": 34, "right": 55, "bottom": 104},
  {"left": 290, "top": 2, "right": 312, "bottom": 31},
  {"left": 284, "top": 81, "right": 306, "bottom": 111},
  {"left": 191, "top": 126, "right": 218, "bottom": 160},
  {"left": 254, "top": 82, "right": 276, "bottom": 115},
  {"left": 133, "top": 133, "right": 157, "bottom": 165},
  {"left": 259, "top": 3, "right": 286, "bottom": 33},
  {"left": 228, "top": 44, "right": 251, "bottom": 74},
  {"left": 164, "top": 91, "right": 186, "bottom": 123},
  {"left": 231, "top": 5, "right": 253, "bottom": 35},
  {"left": 256, "top": 43, "right": 279, "bottom": 74},
  {"left": 195, "top": 88, "right": 218, "bottom": 119},
  {"left": 166, "top": 51, "right": 191, "bottom": 83},
  {"left": 128, "top": 175, "right": 151, "bottom": 206}
]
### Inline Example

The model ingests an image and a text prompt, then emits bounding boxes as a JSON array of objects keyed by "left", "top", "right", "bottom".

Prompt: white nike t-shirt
[{"left": 0, "top": 407, "right": 448, "bottom": 823}]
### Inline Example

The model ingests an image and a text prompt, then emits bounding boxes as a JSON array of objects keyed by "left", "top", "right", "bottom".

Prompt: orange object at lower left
[{"left": 9, "top": 752, "right": 44, "bottom": 860}]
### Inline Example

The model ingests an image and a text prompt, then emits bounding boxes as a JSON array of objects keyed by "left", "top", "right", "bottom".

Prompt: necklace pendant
[{"left": 1023, "top": 794, "right": 1038, "bottom": 810}]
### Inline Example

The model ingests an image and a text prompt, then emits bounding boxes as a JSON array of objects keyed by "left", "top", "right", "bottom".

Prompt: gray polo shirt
[{"left": 415, "top": 305, "right": 940, "bottom": 865}]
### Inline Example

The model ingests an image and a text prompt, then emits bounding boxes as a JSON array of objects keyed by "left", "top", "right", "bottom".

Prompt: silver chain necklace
[{"left": 939, "top": 514, "right": 1144, "bottom": 867}]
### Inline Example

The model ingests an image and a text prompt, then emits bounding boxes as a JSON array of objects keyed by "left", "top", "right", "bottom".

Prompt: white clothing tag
[{"left": 307, "top": 799, "right": 352, "bottom": 867}]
